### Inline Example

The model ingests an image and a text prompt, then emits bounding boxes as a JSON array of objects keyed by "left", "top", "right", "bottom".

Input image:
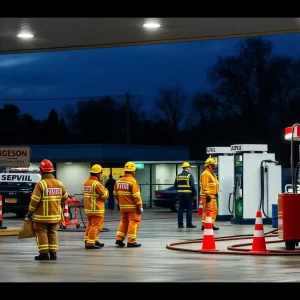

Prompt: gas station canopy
[{"left": 0, "top": 18, "right": 299, "bottom": 55}]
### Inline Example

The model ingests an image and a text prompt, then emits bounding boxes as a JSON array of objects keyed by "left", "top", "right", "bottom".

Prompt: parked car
[
  {"left": 0, "top": 170, "right": 41, "bottom": 218},
  {"left": 153, "top": 186, "right": 197, "bottom": 212}
]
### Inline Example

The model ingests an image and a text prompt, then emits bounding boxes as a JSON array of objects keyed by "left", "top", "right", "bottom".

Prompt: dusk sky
[{"left": 0, "top": 32, "right": 300, "bottom": 120}]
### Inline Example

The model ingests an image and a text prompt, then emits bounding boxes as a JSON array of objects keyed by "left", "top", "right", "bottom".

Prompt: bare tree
[
  {"left": 191, "top": 37, "right": 300, "bottom": 134},
  {"left": 154, "top": 84, "right": 187, "bottom": 130},
  {"left": 127, "top": 93, "right": 143, "bottom": 114},
  {"left": 190, "top": 92, "right": 224, "bottom": 126}
]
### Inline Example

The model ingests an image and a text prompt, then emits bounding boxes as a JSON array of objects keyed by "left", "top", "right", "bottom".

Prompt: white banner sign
[
  {"left": 0, "top": 173, "right": 41, "bottom": 183},
  {"left": 0, "top": 146, "right": 31, "bottom": 167}
]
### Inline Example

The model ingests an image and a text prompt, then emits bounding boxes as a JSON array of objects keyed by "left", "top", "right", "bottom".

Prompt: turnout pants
[
  {"left": 116, "top": 211, "right": 141, "bottom": 244},
  {"left": 84, "top": 215, "right": 101, "bottom": 246},
  {"left": 201, "top": 195, "right": 218, "bottom": 225},
  {"left": 108, "top": 196, "right": 115, "bottom": 209},
  {"left": 33, "top": 222, "right": 59, "bottom": 254},
  {"left": 95, "top": 216, "right": 104, "bottom": 244}
]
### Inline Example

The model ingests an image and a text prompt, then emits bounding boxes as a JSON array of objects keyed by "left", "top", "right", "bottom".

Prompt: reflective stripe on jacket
[
  {"left": 174, "top": 170, "right": 196, "bottom": 196},
  {"left": 83, "top": 176, "right": 109, "bottom": 216},
  {"left": 29, "top": 174, "right": 68, "bottom": 223},
  {"left": 200, "top": 169, "right": 219, "bottom": 197},
  {"left": 113, "top": 174, "right": 143, "bottom": 212}
]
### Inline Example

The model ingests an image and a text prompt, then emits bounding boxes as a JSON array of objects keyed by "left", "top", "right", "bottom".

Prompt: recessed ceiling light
[
  {"left": 17, "top": 33, "right": 34, "bottom": 39},
  {"left": 143, "top": 23, "right": 161, "bottom": 29}
]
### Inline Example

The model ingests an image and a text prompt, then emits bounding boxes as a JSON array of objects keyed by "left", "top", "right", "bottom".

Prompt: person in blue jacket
[{"left": 174, "top": 162, "right": 197, "bottom": 228}]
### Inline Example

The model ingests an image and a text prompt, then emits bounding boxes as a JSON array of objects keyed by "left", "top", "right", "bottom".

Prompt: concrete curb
[{"left": 0, "top": 227, "right": 19, "bottom": 236}]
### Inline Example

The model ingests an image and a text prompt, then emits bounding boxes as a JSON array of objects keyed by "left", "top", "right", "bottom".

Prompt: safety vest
[
  {"left": 176, "top": 172, "right": 192, "bottom": 193},
  {"left": 200, "top": 169, "right": 219, "bottom": 197}
]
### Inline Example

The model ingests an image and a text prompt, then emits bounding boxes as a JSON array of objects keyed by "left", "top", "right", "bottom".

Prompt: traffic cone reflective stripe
[
  {"left": 197, "top": 199, "right": 203, "bottom": 216},
  {"left": 203, "top": 228, "right": 214, "bottom": 235},
  {"left": 201, "top": 211, "right": 218, "bottom": 251},
  {"left": 254, "top": 228, "right": 264, "bottom": 237},
  {"left": 250, "top": 210, "right": 269, "bottom": 253},
  {"left": 205, "top": 215, "right": 212, "bottom": 225},
  {"left": 64, "top": 204, "right": 69, "bottom": 217}
]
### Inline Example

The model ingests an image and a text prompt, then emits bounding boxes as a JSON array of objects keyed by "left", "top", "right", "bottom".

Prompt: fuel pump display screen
[{"left": 234, "top": 156, "right": 243, "bottom": 218}]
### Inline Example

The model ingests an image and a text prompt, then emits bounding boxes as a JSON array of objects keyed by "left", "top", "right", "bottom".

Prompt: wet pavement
[{"left": 0, "top": 208, "right": 299, "bottom": 282}]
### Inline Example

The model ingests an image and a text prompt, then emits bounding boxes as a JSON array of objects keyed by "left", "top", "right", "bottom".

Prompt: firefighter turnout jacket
[
  {"left": 113, "top": 174, "right": 143, "bottom": 212},
  {"left": 28, "top": 174, "right": 68, "bottom": 223},
  {"left": 83, "top": 176, "right": 109, "bottom": 216},
  {"left": 200, "top": 169, "right": 219, "bottom": 198},
  {"left": 174, "top": 170, "right": 196, "bottom": 197}
]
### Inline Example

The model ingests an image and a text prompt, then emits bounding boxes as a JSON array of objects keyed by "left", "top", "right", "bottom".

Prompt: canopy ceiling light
[
  {"left": 17, "top": 32, "right": 34, "bottom": 39},
  {"left": 142, "top": 22, "right": 161, "bottom": 29}
]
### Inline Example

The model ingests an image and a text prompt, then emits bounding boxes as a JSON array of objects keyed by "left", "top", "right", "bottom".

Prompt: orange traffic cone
[
  {"left": 63, "top": 203, "right": 71, "bottom": 225},
  {"left": 201, "top": 211, "right": 219, "bottom": 251},
  {"left": 197, "top": 199, "right": 203, "bottom": 216},
  {"left": 249, "top": 211, "right": 269, "bottom": 253}
]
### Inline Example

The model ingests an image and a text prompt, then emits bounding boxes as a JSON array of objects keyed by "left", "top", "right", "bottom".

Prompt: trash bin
[{"left": 272, "top": 204, "right": 278, "bottom": 228}]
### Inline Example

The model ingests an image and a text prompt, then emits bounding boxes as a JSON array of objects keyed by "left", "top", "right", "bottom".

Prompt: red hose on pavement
[{"left": 166, "top": 228, "right": 300, "bottom": 255}]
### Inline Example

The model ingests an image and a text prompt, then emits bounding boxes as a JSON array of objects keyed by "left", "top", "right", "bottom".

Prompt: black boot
[
  {"left": 95, "top": 241, "right": 105, "bottom": 247},
  {"left": 186, "top": 224, "right": 197, "bottom": 228},
  {"left": 213, "top": 226, "right": 219, "bottom": 230},
  {"left": 115, "top": 240, "right": 126, "bottom": 247},
  {"left": 50, "top": 252, "right": 57, "bottom": 260},
  {"left": 85, "top": 244, "right": 101, "bottom": 249},
  {"left": 127, "top": 242, "right": 141, "bottom": 247},
  {"left": 34, "top": 253, "right": 50, "bottom": 260}
]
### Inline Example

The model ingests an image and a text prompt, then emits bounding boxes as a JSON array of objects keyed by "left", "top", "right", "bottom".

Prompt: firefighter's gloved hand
[
  {"left": 139, "top": 208, "right": 144, "bottom": 214},
  {"left": 25, "top": 213, "right": 33, "bottom": 220},
  {"left": 206, "top": 195, "right": 211, "bottom": 203}
]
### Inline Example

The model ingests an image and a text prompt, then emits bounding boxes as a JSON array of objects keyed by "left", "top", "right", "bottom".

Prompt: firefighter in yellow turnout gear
[
  {"left": 114, "top": 161, "right": 143, "bottom": 247},
  {"left": 26, "top": 159, "right": 69, "bottom": 261},
  {"left": 200, "top": 157, "right": 219, "bottom": 230},
  {"left": 83, "top": 164, "right": 109, "bottom": 249}
]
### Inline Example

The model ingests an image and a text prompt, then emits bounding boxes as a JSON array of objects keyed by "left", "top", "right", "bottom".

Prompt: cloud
[
  {"left": 3, "top": 87, "right": 24, "bottom": 96},
  {"left": 0, "top": 54, "right": 60, "bottom": 93},
  {"left": 0, "top": 55, "right": 39, "bottom": 68},
  {"left": 0, "top": 67, "right": 62, "bottom": 87},
  {"left": 0, "top": 85, "right": 54, "bottom": 98}
]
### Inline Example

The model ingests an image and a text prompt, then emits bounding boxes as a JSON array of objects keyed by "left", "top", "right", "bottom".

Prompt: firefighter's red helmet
[{"left": 39, "top": 159, "right": 54, "bottom": 172}]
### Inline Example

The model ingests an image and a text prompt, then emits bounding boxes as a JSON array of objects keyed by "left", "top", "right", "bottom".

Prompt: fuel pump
[
  {"left": 230, "top": 144, "right": 282, "bottom": 225},
  {"left": 277, "top": 124, "right": 300, "bottom": 250},
  {"left": 206, "top": 146, "right": 234, "bottom": 221}
]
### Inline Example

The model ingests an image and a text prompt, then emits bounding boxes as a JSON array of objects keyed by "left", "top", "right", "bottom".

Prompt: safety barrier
[{"left": 60, "top": 195, "right": 81, "bottom": 229}]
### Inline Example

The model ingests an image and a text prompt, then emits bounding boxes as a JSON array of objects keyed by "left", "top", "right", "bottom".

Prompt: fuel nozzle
[{"left": 266, "top": 160, "right": 278, "bottom": 164}]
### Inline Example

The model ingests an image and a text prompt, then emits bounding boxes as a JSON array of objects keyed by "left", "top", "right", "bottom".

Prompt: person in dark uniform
[
  {"left": 105, "top": 174, "right": 116, "bottom": 210},
  {"left": 117, "top": 175, "right": 123, "bottom": 210},
  {"left": 174, "top": 162, "right": 197, "bottom": 228}
]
